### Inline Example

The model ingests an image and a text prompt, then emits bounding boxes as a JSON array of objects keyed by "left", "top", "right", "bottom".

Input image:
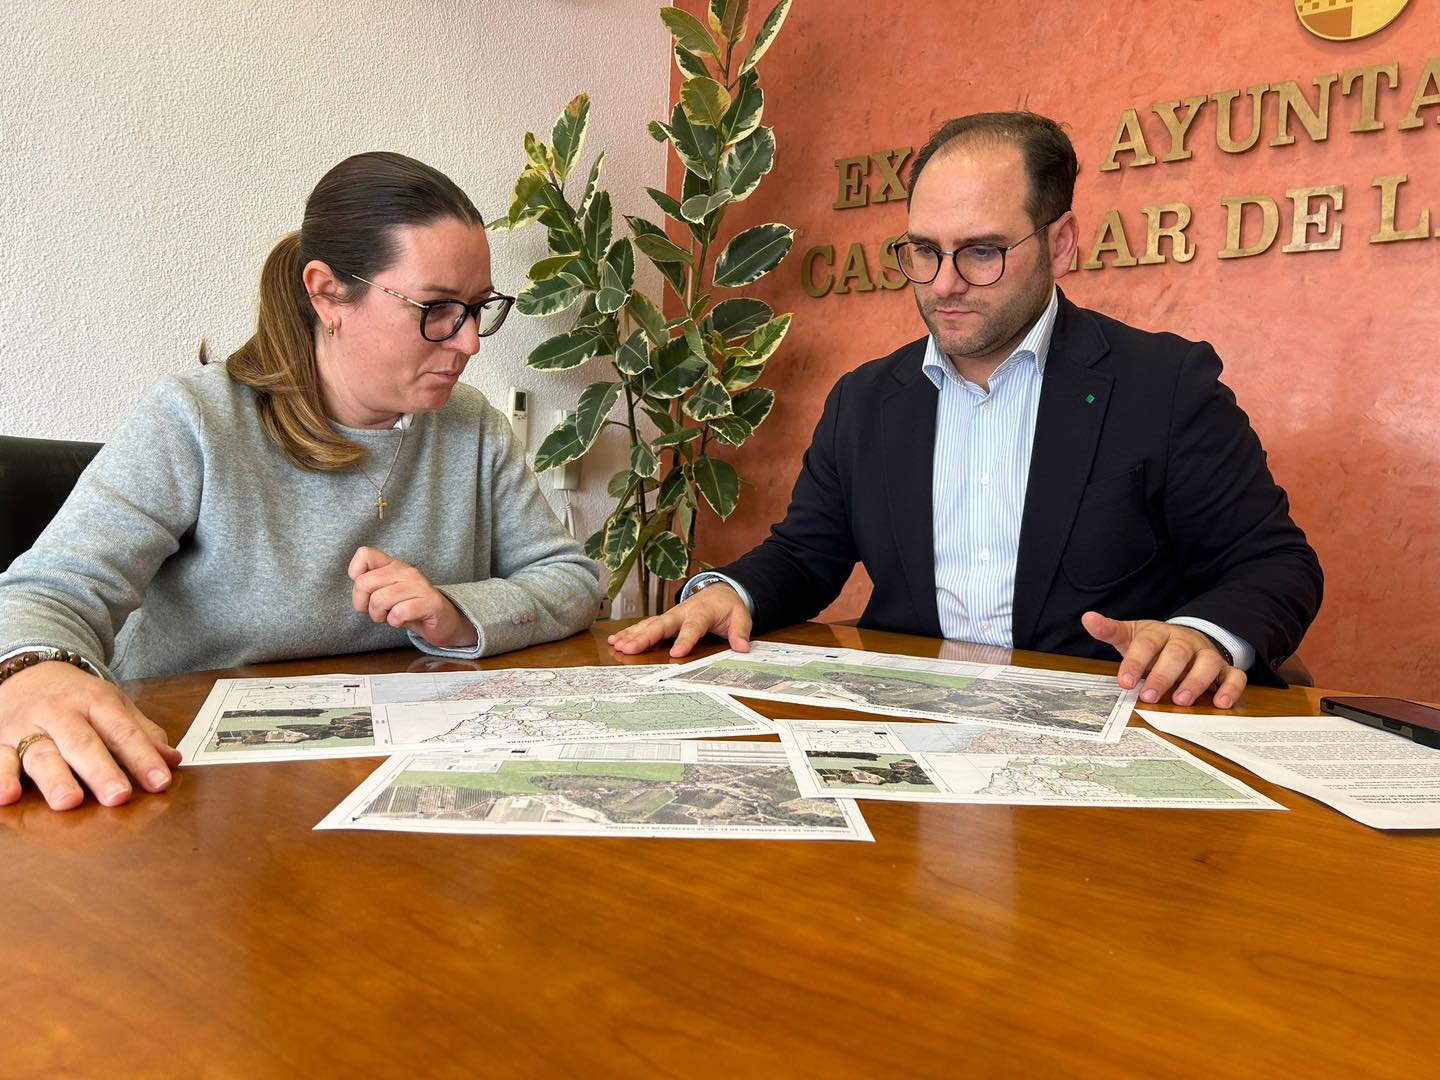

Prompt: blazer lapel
[
  {"left": 880, "top": 343, "right": 942, "bottom": 636},
  {"left": 1012, "top": 294, "right": 1114, "bottom": 648}
]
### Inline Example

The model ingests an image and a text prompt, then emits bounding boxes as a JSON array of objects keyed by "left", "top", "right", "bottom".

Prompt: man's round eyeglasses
[
  {"left": 888, "top": 216, "right": 1061, "bottom": 287},
  {"left": 350, "top": 274, "right": 515, "bottom": 342}
]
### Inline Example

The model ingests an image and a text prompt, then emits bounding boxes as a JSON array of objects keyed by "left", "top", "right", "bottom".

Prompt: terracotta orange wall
[{"left": 674, "top": 0, "right": 1440, "bottom": 698}]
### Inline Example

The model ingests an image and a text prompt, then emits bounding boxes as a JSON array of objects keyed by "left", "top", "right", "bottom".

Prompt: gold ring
[{"left": 14, "top": 732, "right": 54, "bottom": 764}]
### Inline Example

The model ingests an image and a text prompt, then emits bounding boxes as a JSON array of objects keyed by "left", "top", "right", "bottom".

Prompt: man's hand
[
  {"left": 1082, "top": 611, "right": 1247, "bottom": 708},
  {"left": 607, "top": 584, "right": 752, "bottom": 658},
  {"left": 0, "top": 660, "right": 180, "bottom": 811},
  {"left": 349, "top": 547, "right": 478, "bottom": 650}
]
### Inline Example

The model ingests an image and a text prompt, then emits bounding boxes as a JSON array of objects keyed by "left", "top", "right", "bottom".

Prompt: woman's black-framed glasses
[
  {"left": 351, "top": 274, "right": 515, "bottom": 342},
  {"left": 888, "top": 216, "right": 1061, "bottom": 287}
]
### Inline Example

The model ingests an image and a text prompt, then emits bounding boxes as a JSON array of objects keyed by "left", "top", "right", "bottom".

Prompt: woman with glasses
[{"left": 0, "top": 151, "right": 602, "bottom": 812}]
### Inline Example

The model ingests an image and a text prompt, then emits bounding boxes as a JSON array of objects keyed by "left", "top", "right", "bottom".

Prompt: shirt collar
[{"left": 922, "top": 285, "right": 1059, "bottom": 390}]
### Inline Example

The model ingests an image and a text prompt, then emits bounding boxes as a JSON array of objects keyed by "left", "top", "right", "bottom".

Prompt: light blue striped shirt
[
  {"left": 687, "top": 286, "right": 1253, "bottom": 669},
  {"left": 924, "top": 288, "right": 1055, "bottom": 647}
]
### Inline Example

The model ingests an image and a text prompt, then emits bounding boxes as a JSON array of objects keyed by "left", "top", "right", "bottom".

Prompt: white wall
[{"left": 0, "top": 0, "right": 670, "bottom": 602}]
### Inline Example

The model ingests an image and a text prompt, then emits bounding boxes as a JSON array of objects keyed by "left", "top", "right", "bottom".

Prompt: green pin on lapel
[{"left": 1084, "top": 393, "right": 1096, "bottom": 404}]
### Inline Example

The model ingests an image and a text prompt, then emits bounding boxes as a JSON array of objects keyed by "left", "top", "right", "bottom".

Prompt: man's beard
[{"left": 915, "top": 253, "right": 1053, "bottom": 362}]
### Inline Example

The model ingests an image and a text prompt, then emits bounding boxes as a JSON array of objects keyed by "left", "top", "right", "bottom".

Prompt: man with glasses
[{"left": 610, "top": 112, "right": 1322, "bottom": 707}]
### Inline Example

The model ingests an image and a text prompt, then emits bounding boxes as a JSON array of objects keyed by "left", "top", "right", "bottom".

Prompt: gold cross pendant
[{"left": 375, "top": 493, "right": 387, "bottom": 521}]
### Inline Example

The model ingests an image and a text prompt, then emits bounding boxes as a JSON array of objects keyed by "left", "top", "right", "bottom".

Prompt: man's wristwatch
[{"left": 687, "top": 573, "right": 732, "bottom": 596}]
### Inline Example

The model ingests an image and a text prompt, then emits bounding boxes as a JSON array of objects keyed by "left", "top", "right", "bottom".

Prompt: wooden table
[{"left": 5, "top": 622, "right": 1437, "bottom": 1078}]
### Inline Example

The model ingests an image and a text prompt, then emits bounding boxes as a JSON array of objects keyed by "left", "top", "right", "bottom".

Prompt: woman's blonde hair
[{"left": 225, "top": 152, "right": 484, "bottom": 471}]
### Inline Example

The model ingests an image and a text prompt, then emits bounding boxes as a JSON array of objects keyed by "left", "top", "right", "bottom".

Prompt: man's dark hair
[{"left": 907, "top": 112, "right": 1078, "bottom": 228}]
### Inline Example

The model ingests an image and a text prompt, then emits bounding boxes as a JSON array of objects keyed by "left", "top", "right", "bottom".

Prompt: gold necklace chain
[{"left": 356, "top": 422, "right": 407, "bottom": 521}]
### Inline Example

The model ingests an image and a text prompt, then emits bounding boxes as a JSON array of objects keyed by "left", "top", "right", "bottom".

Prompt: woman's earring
[{"left": 327, "top": 321, "right": 336, "bottom": 337}]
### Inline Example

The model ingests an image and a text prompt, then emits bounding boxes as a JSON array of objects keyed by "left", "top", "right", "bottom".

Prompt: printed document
[
  {"left": 643, "top": 641, "right": 1136, "bottom": 742},
  {"left": 315, "top": 739, "right": 874, "bottom": 841},
  {"left": 177, "top": 667, "right": 770, "bottom": 764},
  {"left": 772, "top": 719, "right": 1282, "bottom": 810},
  {"left": 1141, "top": 711, "right": 1440, "bottom": 829}
]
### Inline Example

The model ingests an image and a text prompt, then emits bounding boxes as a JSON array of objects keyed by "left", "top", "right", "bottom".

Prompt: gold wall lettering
[{"left": 804, "top": 56, "right": 1438, "bottom": 295}]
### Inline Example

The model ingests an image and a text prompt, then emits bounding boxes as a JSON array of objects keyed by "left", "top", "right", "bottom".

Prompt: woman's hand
[
  {"left": 0, "top": 661, "right": 180, "bottom": 811},
  {"left": 348, "top": 547, "right": 478, "bottom": 650}
]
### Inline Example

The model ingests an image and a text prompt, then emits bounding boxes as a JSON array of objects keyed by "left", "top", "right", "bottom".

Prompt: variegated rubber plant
[{"left": 488, "top": 0, "right": 794, "bottom": 616}]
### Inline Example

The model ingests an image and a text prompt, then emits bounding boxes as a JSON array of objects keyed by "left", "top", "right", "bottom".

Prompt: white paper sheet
[
  {"left": 643, "top": 641, "right": 1136, "bottom": 743},
  {"left": 1140, "top": 711, "right": 1440, "bottom": 830},
  {"left": 315, "top": 739, "right": 874, "bottom": 841},
  {"left": 177, "top": 667, "right": 771, "bottom": 764},
  {"left": 771, "top": 718, "right": 1283, "bottom": 810}
]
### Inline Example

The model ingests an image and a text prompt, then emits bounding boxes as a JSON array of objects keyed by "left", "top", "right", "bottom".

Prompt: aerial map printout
[
  {"left": 773, "top": 720, "right": 1283, "bottom": 810},
  {"left": 316, "top": 740, "right": 874, "bottom": 841},
  {"left": 643, "top": 642, "right": 1137, "bottom": 742},
  {"left": 178, "top": 667, "right": 770, "bottom": 764}
]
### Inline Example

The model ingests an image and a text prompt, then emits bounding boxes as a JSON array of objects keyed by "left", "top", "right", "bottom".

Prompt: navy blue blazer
[{"left": 718, "top": 291, "right": 1323, "bottom": 686}]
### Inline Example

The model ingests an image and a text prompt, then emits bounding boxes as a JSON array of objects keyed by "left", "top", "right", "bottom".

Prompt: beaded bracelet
[{"left": 0, "top": 649, "right": 92, "bottom": 686}]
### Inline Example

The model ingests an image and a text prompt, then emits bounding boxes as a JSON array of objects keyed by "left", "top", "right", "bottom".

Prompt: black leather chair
[{"left": 0, "top": 434, "right": 103, "bottom": 571}]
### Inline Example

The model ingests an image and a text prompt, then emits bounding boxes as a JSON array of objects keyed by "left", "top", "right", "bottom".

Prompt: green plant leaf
[
  {"left": 551, "top": 93, "right": 591, "bottom": 183},
  {"left": 680, "top": 190, "right": 733, "bottom": 223},
  {"left": 632, "top": 229, "right": 693, "bottom": 265},
  {"left": 677, "top": 499, "right": 695, "bottom": 547},
  {"left": 713, "top": 223, "right": 794, "bottom": 287},
  {"left": 529, "top": 180, "right": 579, "bottom": 234},
  {"left": 575, "top": 380, "right": 624, "bottom": 448},
  {"left": 740, "top": 312, "right": 792, "bottom": 363},
  {"left": 578, "top": 151, "right": 606, "bottom": 216},
  {"left": 597, "top": 239, "right": 632, "bottom": 314},
  {"left": 652, "top": 426, "right": 702, "bottom": 449},
  {"left": 681, "top": 76, "right": 732, "bottom": 131},
  {"left": 524, "top": 132, "right": 551, "bottom": 172},
  {"left": 705, "top": 298, "right": 774, "bottom": 340},
  {"left": 721, "top": 361, "right": 765, "bottom": 391},
  {"left": 645, "top": 338, "right": 707, "bottom": 399},
  {"left": 534, "top": 417, "right": 583, "bottom": 472},
  {"left": 548, "top": 225, "right": 582, "bottom": 256},
  {"left": 516, "top": 273, "right": 584, "bottom": 317},
  {"left": 644, "top": 531, "right": 690, "bottom": 581},
  {"left": 693, "top": 455, "right": 740, "bottom": 519},
  {"left": 627, "top": 291, "right": 669, "bottom": 344},
  {"left": 528, "top": 254, "right": 579, "bottom": 282},
  {"left": 739, "top": 0, "right": 791, "bottom": 76},
  {"left": 674, "top": 45, "right": 709, "bottom": 81},
  {"left": 655, "top": 467, "right": 690, "bottom": 510},
  {"left": 682, "top": 319, "right": 708, "bottom": 367},
  {"left": 643, "top": 400, "right": 680, "bottom": 434},
  {"left": 604, "top": 238, "right": 635, "bottom": 292},
  {"left": 719, "top": 125, "right": 775, "bottom": 203},
  {"left": 616, "top": 329, "right": 651, "bottom": 376},
  {"left": 683, "top": 376, "right": 733, "bottom": 421},
  {"left": 607, "top": 468, "right": 637, "bottom": 500},
  {"left": 602, "top": 512, "right": 640, "bottom": 572},
  {"left": 660, "top": 6, "right": 722, "bottom": 60},
  {"left": 706, "top": 415, "right": 753, "bottom": 446},
  {"left": 582, "top": 189, "right": 613, "bottom": 269},
  {"left": 648, "top": 120, "right": 671, "bottom": 144},
  {"left": 631, "top": 438, "right": 660, "bottom": 479},
  {"left": 584, "top": 527, "right": 604, "bottom": 561},
  {"left": 646, "top": 186, "right": 687, "bottom": 222},
  {"left": 709, "top": 0, "right": 751, "bottom": 43},
  {"left": 722, "top": 71, "right": 764, "bottom": 144},
  {"left": 527, "top": 326, "right": 606, "bottom": 371},
  {"left": 508, "top": 171, "right": 547, "bottom": 229},
  {"left": 668, "top": 101, "right": 718, "bottom": 180},
  {"left": 732, "top": 385, "right": 776, "bottom": 427}
]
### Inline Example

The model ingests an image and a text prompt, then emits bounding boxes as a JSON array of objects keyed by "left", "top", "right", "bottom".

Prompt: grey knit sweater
[{"left": 0, "top": 366, "right": 601, "bottom": 680}]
